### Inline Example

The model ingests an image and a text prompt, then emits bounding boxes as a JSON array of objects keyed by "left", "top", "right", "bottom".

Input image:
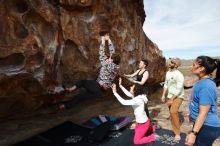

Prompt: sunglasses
[
  {"left": 192, "top": 61, "right": 201, "bottom": 69},
  {"left": 170, "top": 60, "right": 176, "bottom": 65}
]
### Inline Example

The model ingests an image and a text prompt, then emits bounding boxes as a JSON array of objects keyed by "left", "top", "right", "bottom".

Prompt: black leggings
[
  {"left": 194, "top": 124, "right": 220, "bottom": 146},
  {"left": 64, "top": 80, "right": 103, "bottom": 109}
]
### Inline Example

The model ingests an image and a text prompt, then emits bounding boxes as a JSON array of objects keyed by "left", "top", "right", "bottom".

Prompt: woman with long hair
[
  {"left": 112, "top": 78, "right": 159, "bottom": 144},
  {"left": 185, "top": 56, "right": 220, "bottom": 146},
  {"left": 124, "top": 59, "right": 150, "bottom": 116}
]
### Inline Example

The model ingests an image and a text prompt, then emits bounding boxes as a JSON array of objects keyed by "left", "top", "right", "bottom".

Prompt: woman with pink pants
[{"left": 112, "top": 78, "right": 159, "bottom": 144}]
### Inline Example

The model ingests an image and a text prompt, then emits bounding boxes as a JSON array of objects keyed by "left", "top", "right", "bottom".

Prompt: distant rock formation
[{"left": 0, "top": 0, "right": 166, "bottom": 117}]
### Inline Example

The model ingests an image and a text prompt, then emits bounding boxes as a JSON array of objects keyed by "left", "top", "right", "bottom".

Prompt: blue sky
[{"left": 143, "top": 0, "right": 220, "bottom": 59}]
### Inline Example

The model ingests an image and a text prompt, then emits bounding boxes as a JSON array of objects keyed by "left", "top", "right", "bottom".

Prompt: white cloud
[{"left": 143, "top": 0, "right": 220, "bottom": 58}]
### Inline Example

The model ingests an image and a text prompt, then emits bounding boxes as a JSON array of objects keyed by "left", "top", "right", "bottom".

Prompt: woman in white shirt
[{"left": 112, "top": 78, "right": 159, "bottom": 144}]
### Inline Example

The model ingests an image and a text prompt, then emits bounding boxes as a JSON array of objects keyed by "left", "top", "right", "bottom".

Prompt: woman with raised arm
[
  {"left": 124, "top": 60, "right": 149, "bottom": 93},
  {"left": 58, "top": 33, "right": 121, "bottom": 109},
  {"left": 124, "top": 59, "right": 150, "bottom": 116},
  {"left": 112, "top": 78, "right": 159, "bottom": 145}
]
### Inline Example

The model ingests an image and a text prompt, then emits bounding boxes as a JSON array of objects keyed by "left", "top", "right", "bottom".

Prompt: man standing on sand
[{"left": 161, "top": 58, "right": 184, "bottom": 141}]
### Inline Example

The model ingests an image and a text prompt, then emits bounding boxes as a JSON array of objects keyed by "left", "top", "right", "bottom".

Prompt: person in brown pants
[{"left": 161, "top": 58, "right": 184, "bottom": 141}]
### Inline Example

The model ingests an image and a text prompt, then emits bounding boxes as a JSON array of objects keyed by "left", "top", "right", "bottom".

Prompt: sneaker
[
  {"left": 155, "top": 134, "right": 161, "bottom": 141},
  {"left": 54, "top": 86, "right": 65, "bottom": 94},
  {"left": 155, "top": 124, "right": 161, "bottom": 130}
]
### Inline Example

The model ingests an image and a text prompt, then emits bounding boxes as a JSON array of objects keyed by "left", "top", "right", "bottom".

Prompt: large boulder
[{"left": 0, "top": 0, "right": 166, "bottom": 117}]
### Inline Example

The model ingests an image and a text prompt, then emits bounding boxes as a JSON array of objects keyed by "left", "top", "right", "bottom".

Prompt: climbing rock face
[{"left": 0, "top": 0, "right": 166, "bottom": 117}]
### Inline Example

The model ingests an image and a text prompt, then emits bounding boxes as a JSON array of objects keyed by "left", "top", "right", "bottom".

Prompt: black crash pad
[
  {"left": 13, "top": 121, "right": 186, "bottom": 146},
  {"left": 101, "top": 128, "right": 186, "bottom": 146},
  {"left": 13, "top": 121, "right": 114, "bottom": 146}
]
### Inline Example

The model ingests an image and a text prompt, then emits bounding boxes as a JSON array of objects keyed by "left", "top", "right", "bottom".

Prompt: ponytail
[
  {"left": 196, "top": 56, "right": 220, "bottom": 86},
  {"left": 215, "top": 59, "right": 220, "bottom": 87}
]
